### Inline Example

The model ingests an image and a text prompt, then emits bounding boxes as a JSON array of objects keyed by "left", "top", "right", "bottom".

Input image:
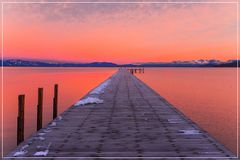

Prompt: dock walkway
[{"left": 7, "top": 69, "right": 236, "bottom": 159}]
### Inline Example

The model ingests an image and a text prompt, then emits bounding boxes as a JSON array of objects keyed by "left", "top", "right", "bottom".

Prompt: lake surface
[
  {"left": 136, "top": 68, "right": 239, "bottom": 154},
  {"left": 1, "top": 67, "right": 239, "bottom": 155}
]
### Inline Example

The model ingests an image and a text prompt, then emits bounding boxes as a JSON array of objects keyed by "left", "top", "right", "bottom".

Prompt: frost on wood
[
  {"left": 33, "top": 143, "right": 51, "bottom": 157},
  {"left": 90, "top": 79, "right": 111, "bottom": 95},
  {"left": 34, "top": 137, "right": 45, "bottom": 141},
  {"left": 38, "top": 133, "right": 46, "bottom": 136},
  {"left": 13, "top": 144, "right": 29, "bottom": 157},
  {"left": 33, "top": 150, "right": 49, "bottom": 156},
  {"left": 43, "top": 128, "right": 52, "bottom": 133},
  {"left": 74, "top": 97, "right": 103, "bottom": 106},
  {"left": 13, "top": 150, "right": 28, "bottom": 157},
  {"left": 49, "top": 122, "right": 57, "bottom": 127},
  {"left": 57, "top": 116, "right": 63, "bottom": 121},
  {"left": 179, "top": 130, "right": 202, "bottom": 135},
  {"left": 168, "top": 119, "right": 183, "bottom": 124},
  {"left": 21, "top": 145, "right": 29, "bottom": 150},
  {"left": 74, "top": 78, "right": 111, "bottom": 107}
]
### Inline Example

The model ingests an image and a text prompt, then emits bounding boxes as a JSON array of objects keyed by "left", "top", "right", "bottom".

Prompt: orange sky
[{"left": 1, "top": 1, "right": 238, "bottom": 63}]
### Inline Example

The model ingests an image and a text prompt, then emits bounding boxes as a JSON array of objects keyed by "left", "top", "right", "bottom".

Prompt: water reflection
[{"left": 136, "top": 68, "right": 238, "bottom": 154}]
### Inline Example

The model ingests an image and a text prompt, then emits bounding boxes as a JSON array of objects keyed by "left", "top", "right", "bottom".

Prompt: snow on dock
[
  {"left": 6, "top": 69, "right": 237, "bottom": 159},
  {"left": 74, "top": 97, "right": 104, "bottom": 106},
  {"left": 74, "top": 76, "right": 112, "bottom": 106}
]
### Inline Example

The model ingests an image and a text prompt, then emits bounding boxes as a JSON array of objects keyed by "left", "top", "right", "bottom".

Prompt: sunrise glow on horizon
[{"left": 1, "top": 1, "right": 238, "bottom": 63}]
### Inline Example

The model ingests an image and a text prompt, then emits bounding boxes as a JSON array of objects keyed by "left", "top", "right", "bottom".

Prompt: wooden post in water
[
  {"left": 131, "top": 69, "right": 133, "bottom": 74},
  {"left": 53, "top": 84, "right": 58, "bottom": 119},
  {"left": 17, "top": 95, "right": 25, "bottom": 145},
  {"left": 37, "top": 88, "right": 43, "bottom": 131}
]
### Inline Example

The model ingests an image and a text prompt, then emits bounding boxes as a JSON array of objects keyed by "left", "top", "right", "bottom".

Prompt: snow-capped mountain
[{"left": 138, "top": 59, "right": 231, "bottom": 67}]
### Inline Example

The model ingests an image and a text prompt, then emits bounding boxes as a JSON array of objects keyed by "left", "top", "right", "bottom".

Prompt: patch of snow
[
  {"left": 34, "top": 137, "right": 45, "bottom": 141},
  {"left": 49, "top": 122, "right": 57, "bottom": 127},
  {"left": 57, "top": 116, "right": 62, "bottom": 120},
  {"left": 74, "top": 97, "right": 103, "bottom": 106},
  {"left": 34, "top": 143, "right": 51, "bottom": 157},
  {"left": 13, "top": 150, "right": 27, "bottom": 157},
  {"left": 38, "top": 133, "right": 46, "bottom": 136},
  {"left": 168, "top": 119, "right": 183, "bottom": 124},
  {"left": 43, "top": 129, "right": 52, "bottom": 133},
  {"left": 90, "top": 79, "right": 111, "bottom": 95},
  {"left": 13, "top": 144, "right": 29, "bottom": 156},
  {"left": 21, "top": 145, "right": 29, "bottom": 150},
  {"left": 33, "top": 150, "right": 49, "bottom": 156},
  {"left": 179, "top": 130, "right": 202, "bottom": 135}
]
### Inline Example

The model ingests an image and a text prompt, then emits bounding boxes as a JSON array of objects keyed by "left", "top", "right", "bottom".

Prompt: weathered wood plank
[{"left": 6, "top": 69, "right": 237, "bottom": 159}]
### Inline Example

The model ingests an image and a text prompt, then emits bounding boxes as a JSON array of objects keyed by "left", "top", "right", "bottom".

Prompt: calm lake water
[
  {"left": 1, "top": 67, "right": 239, "bottom": 155},
  {"left": 136, "top": 68, "right": 239, "bottom": 155}
]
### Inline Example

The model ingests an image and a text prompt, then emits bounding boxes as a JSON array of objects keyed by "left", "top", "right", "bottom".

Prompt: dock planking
[{"left": 6, "top": 69, "right": 237, "bottom": 159}]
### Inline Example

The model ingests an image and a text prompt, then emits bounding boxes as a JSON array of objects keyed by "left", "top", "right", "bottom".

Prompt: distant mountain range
[
  {"left": 3, "top": 59, "right": 118, "bottom": 67},
  {"left": 132, "top": 59, "right": 239, "bottom": 67},
  {"left": 2, "top": 59, "right": 239, "bottom": 67}
]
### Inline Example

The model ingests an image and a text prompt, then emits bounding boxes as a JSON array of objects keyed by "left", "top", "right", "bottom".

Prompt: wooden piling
[
  {"left": 17, "top": 95, "right": 25, "bottom": 145},
  {"left": 53, "top": 84, "right": 58, "bottom": 119},
  {"left": 37, "top": 88, "right": 43, "bottom": 131}
]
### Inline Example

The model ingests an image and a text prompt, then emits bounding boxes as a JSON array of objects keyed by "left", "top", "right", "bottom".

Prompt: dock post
[
  {"left": 17, "top": 95, "right": 25, "bottom": 145},
  {"left": 37, "top": 88, "right": 43, "bottom": 131},
  {"left": 53, "top": 84, "right": 58, "bottom": 119},
  {"left": 131, "top": 69, "right": 133, "bottom": 74}
]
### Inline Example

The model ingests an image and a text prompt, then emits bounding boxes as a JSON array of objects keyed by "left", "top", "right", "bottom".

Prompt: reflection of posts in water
[{"left": 17, "top": 95, "right": 25, "bottom": 145}]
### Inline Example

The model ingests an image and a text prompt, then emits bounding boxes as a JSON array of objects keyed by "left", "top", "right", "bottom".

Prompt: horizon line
[{"left": 2, "top": 57, "right": 239, "bottom": 65}]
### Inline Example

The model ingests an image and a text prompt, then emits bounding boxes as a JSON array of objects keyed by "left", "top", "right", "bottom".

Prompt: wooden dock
[{"left": 6, "top": 69, "right": 237, "bottom": 159}]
